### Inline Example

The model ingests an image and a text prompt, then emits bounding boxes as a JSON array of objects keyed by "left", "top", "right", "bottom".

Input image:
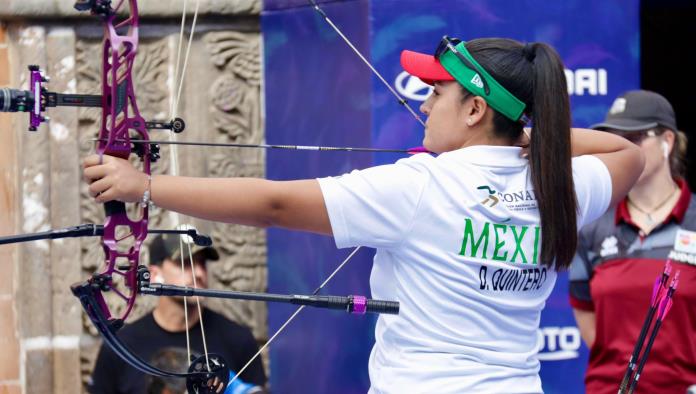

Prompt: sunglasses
[
  {"left": 610, "top": 129, "right": 659, "bottom": 144},
  {"left": 434, "top": 36, "right": 491, "bottom": 95}
]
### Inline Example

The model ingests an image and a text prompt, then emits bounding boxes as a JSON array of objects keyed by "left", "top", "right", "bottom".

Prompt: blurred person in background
[
  {"left": 569, "top": 90, "right": 695, "bottom": 393},
  {"left": 90, "top": 234, "right": 266, "bottom": 394}
]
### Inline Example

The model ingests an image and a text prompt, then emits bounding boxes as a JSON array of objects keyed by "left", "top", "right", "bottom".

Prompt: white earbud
[
  {"left": 153, "top": 274, "right": 164, "bottom": 284},
  {"left": 661, "top": 141, "right": 670, "bottom": 158}
]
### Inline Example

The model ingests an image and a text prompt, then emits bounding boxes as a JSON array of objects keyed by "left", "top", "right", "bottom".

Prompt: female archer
[{"left": 84, "top": 37, "right": 644, "bottom": 393}]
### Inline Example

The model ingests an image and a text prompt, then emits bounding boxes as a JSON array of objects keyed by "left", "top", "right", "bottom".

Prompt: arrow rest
[
  {"left": 132, "top": 141, "right": 161, "bottom": 162},
  {"left": 74, "top": 0, "right": 114, "bottom": 16}
]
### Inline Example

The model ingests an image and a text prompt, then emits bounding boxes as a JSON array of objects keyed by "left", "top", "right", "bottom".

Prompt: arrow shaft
[{"left": 97, "top": 138, "right": 417, "bottom": 153}]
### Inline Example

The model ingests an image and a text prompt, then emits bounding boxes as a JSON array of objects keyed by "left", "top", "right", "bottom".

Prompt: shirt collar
[
  {"left": 615, "top": 177, "right": 692, "bottom": 225},
  {"left": 439, "top": 145, "right": 527, "bottom": 168}
]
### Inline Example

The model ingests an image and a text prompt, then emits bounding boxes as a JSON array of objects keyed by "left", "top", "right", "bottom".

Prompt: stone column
[
  {"left": 0, "top": 1, "right": 265, "bottom": 392},
  {"left": 0, "top": 22, "right": 22, "bottom": 394}
]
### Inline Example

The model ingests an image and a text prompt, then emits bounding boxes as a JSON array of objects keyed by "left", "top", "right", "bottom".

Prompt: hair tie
[{"left": 522, "top": 42, "right": 536, "bottom": 62}]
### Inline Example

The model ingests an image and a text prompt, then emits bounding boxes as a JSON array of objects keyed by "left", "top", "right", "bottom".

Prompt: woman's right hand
[{"left": 83, "top": 154, "right": 149, "bottom": 204}]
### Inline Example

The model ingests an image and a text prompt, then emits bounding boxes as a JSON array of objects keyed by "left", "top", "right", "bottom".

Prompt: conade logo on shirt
[{"left": 477, "top": 185, "right": 538, "bottom": 213}]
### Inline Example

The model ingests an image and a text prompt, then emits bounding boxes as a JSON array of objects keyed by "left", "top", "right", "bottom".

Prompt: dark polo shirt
[{"left": 569, "top": 179, "right": 696, "bottom": 394}]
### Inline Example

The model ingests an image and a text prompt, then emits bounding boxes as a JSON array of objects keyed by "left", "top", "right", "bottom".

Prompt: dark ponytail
[{"left": 465, "top": 39, "right": 577, "bottom": 269}]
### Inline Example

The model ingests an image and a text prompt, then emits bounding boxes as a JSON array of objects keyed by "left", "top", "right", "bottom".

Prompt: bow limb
[{"left": 71, "top": 279, "right": 229, "bottom": 393}]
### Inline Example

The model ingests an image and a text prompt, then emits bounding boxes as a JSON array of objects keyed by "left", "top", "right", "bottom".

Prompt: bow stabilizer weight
[{"left": 136, "top": 266, "right": 400, "bottom": 315}]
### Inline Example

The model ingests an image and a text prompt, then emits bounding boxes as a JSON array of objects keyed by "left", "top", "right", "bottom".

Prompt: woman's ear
[
  {"left": 661, "top": 129, "right": 675, "bottom": 152},
  {"left": 466, "top": 96, "right": 489, "bottom": 126}
]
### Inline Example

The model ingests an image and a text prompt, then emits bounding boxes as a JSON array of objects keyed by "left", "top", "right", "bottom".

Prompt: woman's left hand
[{"left": 83, "top": 154, "right": 148, "bottom": 204}]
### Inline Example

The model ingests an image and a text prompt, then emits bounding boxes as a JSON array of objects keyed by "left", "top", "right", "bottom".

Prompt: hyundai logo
[{"left": 394, "top": 71, "right": 433, "bottom": 102}]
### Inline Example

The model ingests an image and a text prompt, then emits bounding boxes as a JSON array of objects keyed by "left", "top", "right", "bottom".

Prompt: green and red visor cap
[{"left": 401, "top": 36, "right": 528, "bottom": 124}]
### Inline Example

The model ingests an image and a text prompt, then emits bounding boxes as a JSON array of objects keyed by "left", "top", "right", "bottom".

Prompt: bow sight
[{"left": 0, "top": 65, "right": 185, "bottom": 161}]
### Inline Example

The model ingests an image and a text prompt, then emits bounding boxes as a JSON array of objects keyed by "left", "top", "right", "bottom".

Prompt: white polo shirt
[{"left": 318, "top": 145, "right": 612, "bottom": 394}]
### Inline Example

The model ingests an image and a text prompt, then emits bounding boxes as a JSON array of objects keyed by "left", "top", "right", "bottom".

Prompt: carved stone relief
[
  {"left": 2, "top": 18, "right": 264, "bottom": 394},
  {"left": 203, "top": 30, "right": 267, "bottom": 341}
]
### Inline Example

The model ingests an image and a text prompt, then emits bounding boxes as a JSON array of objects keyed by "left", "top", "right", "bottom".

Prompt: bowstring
[
  {"left": 170, "top": 0, "right": 188, "bottom": 124},
  {"left": 178, "top": 237, "right": 193, "bottom": 367},
  {"left": 187, "top": 238, "right": 211, "bottom": 368},
  {"left": 171, "top": 0, "right": 210, "bottom": 373}
]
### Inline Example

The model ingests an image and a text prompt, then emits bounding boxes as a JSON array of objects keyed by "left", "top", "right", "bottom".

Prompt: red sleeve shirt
[{"left": 569, "top": 179, "right": 696, "bottom": 394}]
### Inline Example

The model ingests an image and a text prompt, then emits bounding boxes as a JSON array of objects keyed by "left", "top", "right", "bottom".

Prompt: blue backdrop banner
[{"left": 262, "top": 1, "right": 639, "bottom": 393}]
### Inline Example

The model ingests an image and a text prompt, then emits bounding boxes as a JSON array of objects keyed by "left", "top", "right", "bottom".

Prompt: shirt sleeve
[
  {"left": 572, "top": 155, "right": 612, "bottom": 229},
  {"left": 317, "top": 156, "right": 431, "bottom": 249},
  {"left": 568, "top": 231, "right": 595, "bottom": 311}
]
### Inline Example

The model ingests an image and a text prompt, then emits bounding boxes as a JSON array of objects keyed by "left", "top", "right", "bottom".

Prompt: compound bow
[{"left": 0, "top": 0, "right": 404, "bottom": 392}]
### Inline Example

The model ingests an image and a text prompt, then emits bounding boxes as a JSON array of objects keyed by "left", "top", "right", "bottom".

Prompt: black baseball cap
[
  {"left": 149, "top": 233, "right": 220, "bottom": 266},
  {"left": 591, "top": 90, "right": 677, "bottom": 132}
]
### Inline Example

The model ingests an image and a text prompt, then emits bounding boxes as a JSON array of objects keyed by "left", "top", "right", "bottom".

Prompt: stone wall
[
  {"left": 0, "top": 1, "right": 266, "bottom": 392},
  {"left": 0, "top": 21, "right": 22, "bottom": 394}
]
